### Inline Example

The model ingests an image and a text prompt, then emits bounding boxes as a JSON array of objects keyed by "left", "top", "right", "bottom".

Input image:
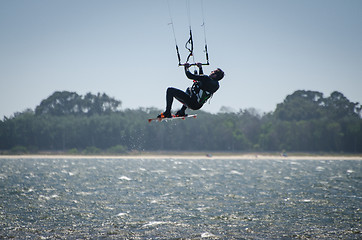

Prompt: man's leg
[
  {"left": 159, "top": 87, "right": 201, "bottom": 118},
  {"left": 158, "top": 87, "right": 189, "bottom": 118},
  {"left": 176, "top": 88, "right": 191, "bottom": 115},
  {"left": 166, "top": 87, "right": 191, "bottom": 112}
]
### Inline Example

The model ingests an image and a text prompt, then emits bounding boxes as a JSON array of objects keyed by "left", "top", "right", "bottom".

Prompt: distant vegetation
[{"left": 1, "top": 90, "right": 361, "bottom": 154}]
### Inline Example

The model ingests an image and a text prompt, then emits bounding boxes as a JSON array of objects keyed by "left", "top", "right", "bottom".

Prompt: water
[{"left": 0, "top": 157, "right": 361, "bottom": 239}]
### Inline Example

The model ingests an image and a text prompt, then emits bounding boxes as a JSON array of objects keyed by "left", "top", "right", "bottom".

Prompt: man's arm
[
  {"left": 197, "top": 63, "right": 204, "bottom": 75},
  {"left": 184, "top": 63, "right": 204, "bottom": 81}
]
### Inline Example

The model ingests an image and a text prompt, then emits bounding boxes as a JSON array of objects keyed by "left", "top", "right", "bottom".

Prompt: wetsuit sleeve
[
  {"left": 198, "top": 66, "right": 204, "bottom": 75},
  {"left": 185, "top": 68, "right": 205, "bottom": 81}
]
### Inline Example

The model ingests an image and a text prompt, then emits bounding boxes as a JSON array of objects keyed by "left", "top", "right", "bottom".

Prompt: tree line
[{"left": 1, "top": 90, "right": 361, "bottom": 154}]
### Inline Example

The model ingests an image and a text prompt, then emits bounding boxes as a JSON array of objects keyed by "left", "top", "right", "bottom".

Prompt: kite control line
[{"left": 167, "top": 0, "right": 210, "bottom": 67}]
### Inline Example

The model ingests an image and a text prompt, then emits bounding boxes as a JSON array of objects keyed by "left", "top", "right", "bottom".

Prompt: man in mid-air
[{"left": 158, "top": 63, "right": 224, "bottom": 118}]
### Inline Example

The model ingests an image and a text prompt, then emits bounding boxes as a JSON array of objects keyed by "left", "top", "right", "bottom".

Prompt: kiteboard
[{"left": 148, "top": 114, "right": 197, "bottom": 123}]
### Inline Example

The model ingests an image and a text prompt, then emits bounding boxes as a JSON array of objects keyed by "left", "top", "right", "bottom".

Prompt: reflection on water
[{"left": 0, "top": 158, "right": 361, "bottom": 239}]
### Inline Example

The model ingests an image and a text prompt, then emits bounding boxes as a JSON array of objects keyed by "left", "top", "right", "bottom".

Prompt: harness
[{"left": 191, "top": 81, "right": 213, "bottom": 104}]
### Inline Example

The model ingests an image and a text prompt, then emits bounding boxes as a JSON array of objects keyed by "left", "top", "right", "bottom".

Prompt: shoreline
[{"left": 1, "top": 152, "right": 362, "bottom": 160}]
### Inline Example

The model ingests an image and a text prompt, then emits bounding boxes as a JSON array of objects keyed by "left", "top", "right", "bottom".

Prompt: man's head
[{"left": 210, "top": 68, "right": 224, "bottom": 81}]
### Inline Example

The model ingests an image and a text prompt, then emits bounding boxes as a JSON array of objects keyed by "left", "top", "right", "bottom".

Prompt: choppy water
[{"left": 0, "top": 157, "right": 361, "bottom": 239}]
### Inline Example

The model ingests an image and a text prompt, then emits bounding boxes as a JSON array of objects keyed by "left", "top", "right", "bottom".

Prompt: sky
[{"left": 1, "top": 0, "right": 361, "bottom": 118}]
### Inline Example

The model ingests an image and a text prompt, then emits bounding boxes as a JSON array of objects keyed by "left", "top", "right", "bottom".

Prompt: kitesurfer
[{"left": 157, "top": 63, "right": 224, "bottom": 118}]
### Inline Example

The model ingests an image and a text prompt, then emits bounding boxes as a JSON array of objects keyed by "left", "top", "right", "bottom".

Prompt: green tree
[
  {"left": 274, "top": 90, "right": 324, "bottom": 121},
  {"left": 83, "top": 92, "right": 121, "bottom": 115},
  {"left": 1, "top": 89, "right": 361, "bottom": 153},
  {"left": 35, "top": 91, "right": 121, "bottom": 116},
  {"left": 324, "top": 91, "right": 361, "bottom": 119},
  {"left": 35, "top": 91, "right": 82, "bottom": 116}
]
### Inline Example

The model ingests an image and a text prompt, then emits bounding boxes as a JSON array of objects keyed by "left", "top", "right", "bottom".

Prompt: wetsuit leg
[
  {"left": 177, "top": 87, "right": 192, "bottom": 113},
  {"left": 166, "top": 87, "right": 202, "bottom": 112},
  {"left": 179, "top": 105, "right": 187, "bottom": 112}
]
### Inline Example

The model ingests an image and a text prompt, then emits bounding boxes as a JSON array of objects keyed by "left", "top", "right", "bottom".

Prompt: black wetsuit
[{"left": 165, "top": 68, "right": 220, "bottom": 113}]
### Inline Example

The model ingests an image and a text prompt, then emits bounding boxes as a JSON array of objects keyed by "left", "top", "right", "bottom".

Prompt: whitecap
[
  {"left": 25, "top": 187, "right": 35, "bottom": 193},
  {"left": 201, "top": 232, "right": 215, "bottom": 238},
  {"left": 316, "top": 166, "right": 324, "bottom": 171},
  {"left": 39, "top": 194, "right": 59, "bottom": 201},
  {"left": 142, "top": 221, "right": 167, "bottom": 227},
  {"left": 230, "top": 170, "right": 243, "bottom": 175},
  {"left": 116, "top": 212, "right": 128, "bottom": 217},
  {"left": 196, "top": 207, "right": 210, "bottom": 212},
  {"left": 151, "top": 169, "right": 167, "bottom": 174},
  {"left": 118, "top": 176, "right": 132, "bottom": 181},
  {"left": 61, "top": 170, "right": 75, "bottom": 176},
  {"left": 76, "top": 191, "right": 93, "bottom": 196},
  {"left": 290, "top": 161, "right": 300, "bottom": 165}
]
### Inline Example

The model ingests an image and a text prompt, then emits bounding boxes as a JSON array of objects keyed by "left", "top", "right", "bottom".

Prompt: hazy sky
[{"left": 1, "top": 0, "right": 361, "bottom": 118}]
